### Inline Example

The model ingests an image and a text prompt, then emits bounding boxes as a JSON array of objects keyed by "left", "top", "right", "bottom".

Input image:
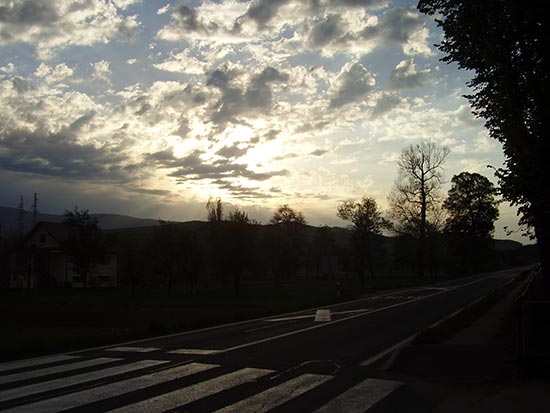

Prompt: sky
[{"left": 0, "top": 0, "right": 529, "bottom": 243}]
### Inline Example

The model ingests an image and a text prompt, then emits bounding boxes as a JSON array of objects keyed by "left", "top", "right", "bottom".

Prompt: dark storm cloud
[
  {"left": 216, "top": 144, "right": 249, "bottom": 159},
  {"left": 307, "top": 14, "right": 346, "bottom": 48},
  {"left": 175, "top": 6, "right": 201, "bottom": 31},
  {"left": 360, "top": 7, "right": 425, "bottom": 44},
  {"left": 242, "top": 0, "right": 289, "bottom": 28},
  {"left": 0, "top": 1, "right": 59, "bottom": 25},
  {"left": 206, "top": 66, "right": 289, "bottom": 126},
  {"left": 170, "top": 4, "right": 219, "bottom": 34},
  {"left": 329, "top": 62, "right": 375, "bottom": 108},
  {"left": 145, "top": 148, "right": 288, "bottom": 183},
  {"left": 370, "top": 92, "right": 404, "bottom": 119},
  {"left": 0, "top": 128, "right": 135, "bottom": 181},
  {"left": 212, "top": 179, "right": 277, "bottom": 200},
  {"left": 310, "top": 149, "right": 328, "bottom": 156}
]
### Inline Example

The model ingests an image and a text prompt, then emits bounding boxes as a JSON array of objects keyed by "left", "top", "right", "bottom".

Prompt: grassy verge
[
  {"left": 412, "top": 270, "right": 529, "bottom": 345},
  {"left": 0, "top": 269, "right": 526, "bottom": 362}
]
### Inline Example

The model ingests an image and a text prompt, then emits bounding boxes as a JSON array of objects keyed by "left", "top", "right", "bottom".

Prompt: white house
[{"left": 10, "top": 221, "right": 117, "bottom": 288}]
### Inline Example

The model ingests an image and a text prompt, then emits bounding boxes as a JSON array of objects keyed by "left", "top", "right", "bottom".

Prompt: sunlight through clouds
[{"left": 0, "top": 0, "right": 518, "bottom": 239}]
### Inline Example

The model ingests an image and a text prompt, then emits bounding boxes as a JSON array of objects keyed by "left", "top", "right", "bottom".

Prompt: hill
[{"left": 0, "top": 206, "right": 159, "bottom": 237}]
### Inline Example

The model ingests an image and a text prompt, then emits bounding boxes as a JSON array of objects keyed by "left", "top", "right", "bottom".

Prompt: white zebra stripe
[
  {"left": 106, "top": 367, "right": 274, "bottom": 413},
  {"left": 168, "top": 349, "right": 222, "bottom": 355},
  {"left": 0, "top": 359, "right": 166, "bottom": 404},
  {"left": 314, "top": 378, "right": 402, "bottom": 412},
  {"left": 0, "top": 355, "right": 79, "bottom": 373},
  {"left": 0, "top": 357, "right": 120, "bottom": 385},
  {"left": 108, "top": 346, "right": 160, "bottom": 353},
  {"left": 2, "top": 362, "right": 217, "bottom": 413},
  {"left": 213, "top": 373, "right": 332, "bottom": 413}
]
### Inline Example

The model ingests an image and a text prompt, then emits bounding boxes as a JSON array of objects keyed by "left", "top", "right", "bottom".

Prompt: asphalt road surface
[{"left": 0, "top": 266, "right": 528, "bottom": 412}]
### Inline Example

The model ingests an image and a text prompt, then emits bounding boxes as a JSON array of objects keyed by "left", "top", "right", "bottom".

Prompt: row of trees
[{"left": 113, "top": 140, "right": 503, "bottom": 296}]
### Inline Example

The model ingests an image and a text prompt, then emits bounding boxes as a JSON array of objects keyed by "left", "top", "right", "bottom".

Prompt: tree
[
  {"left": 269, "top": 205, "right": 307, "bottom": 288},
  {"left": 417, "top": 1, "right": 549, "bottom": 279},
  {"left": 337, "top": 197, "right": 388, "bottom": 287},
  {"left": 312, "top": 225, "right": 337, "bottom": 279},
  {"left": 225, "top": 208, "right": 256, "bottom": 297},
  {"left": 388, "top": 141, "right": 450, "bottom": 278},
  {"left": 62, "top": 207, "right": 107, "bottom": 288},
  {"left": 149, "top": 220, "right": 202, "bottom": 295},
  {"left": 206, "top": 197, "right": 224, "bottom": 222},
  {"left": 444, "top": 172, "right": 500, "bottom": 273},
  {"left": 444, "top": 172, "right": 500, "bottom": 238}
]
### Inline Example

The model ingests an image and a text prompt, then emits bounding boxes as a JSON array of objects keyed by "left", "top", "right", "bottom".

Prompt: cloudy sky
[{"left": 0, "top": 0, "right": 528, "bottom": 242}]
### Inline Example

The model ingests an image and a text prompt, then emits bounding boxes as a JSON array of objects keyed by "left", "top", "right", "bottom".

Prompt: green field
[{"left": 0, "top": 269, "right": 525, "bottom": 362}]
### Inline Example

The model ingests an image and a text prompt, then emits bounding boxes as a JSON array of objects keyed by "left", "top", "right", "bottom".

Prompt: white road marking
[
  {"left": 2, "top": 362, "right": 218, "bottom": 413},
  {"left": 0, "top": 359, "right": 166, "bottom": 403},
  {"left": 314, "top": 378, "right": 402, "bottom": 412},
  {"left": 106, "top": 367, "right": 274, "bottom": 413},
  {"left": 265, "top": 314, "right": 313, "bottom": 322},
  {"left": 168, "top": 349, "right": 222, "bottom": 355},
  {"left": 214, "top": 373, "right": 332, "bottom": 413},
  {"left": 314, "top": 309, "right": 331, "bottom": 322},
  {"left": 0, "top": 355, "right": 79, "bottom": 373},
  {"left": 0, "top": 357, "right": 121, "bottom": 385},
  {"left": 108, "top": 346, "right": 160, "bottom": 353}
]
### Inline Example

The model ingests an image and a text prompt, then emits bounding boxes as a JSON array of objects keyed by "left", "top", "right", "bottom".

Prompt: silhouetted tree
[
  {"left": 444, "top": 172, "right": 500, "bottom": 273},
  {"left": 206, "top": 197, "right": 224, "bottom": 222},
  {"left": 225, "top": 208, "right": 257, "bottom": 297},
  {"left": 418, "top": 1, "right": 549, "bottom": 280},
  {"left": 337, "top": 197, "right": 389, "bottom": 287},
  {"left": 269, "top": 205, "right": 307, "bottom": 288},
  {"left": 118, "top": 242, "right": 152, "bottom": 296},
  {"left": 149, "top": 220, "right": 201, "bottom": 295},
  {"left": 312, "top": 225, "right": 337, "bottom": 279},
  {"left": 388, "top": 141, "right": 449, "bottom": 278},
  {"left": 62, "top": 207, "right": 108, "bottom": 288}
]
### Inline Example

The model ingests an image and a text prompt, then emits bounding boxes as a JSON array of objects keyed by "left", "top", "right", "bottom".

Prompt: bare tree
[
  {"left": 206, "top": 197, "right": 224, "bottom": 222},
  {"left": 388, "top": 141, "right": 450, "bottom": 278}
]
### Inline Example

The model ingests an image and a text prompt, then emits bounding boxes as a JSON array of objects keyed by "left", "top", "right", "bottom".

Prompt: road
[{"left": 0, "top": 266, "right": 528, "bottom": 412}]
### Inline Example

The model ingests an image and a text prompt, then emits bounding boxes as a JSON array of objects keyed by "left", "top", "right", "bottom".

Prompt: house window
[{"left": 40, "top": 233, "right": 46, "bottom": 243}]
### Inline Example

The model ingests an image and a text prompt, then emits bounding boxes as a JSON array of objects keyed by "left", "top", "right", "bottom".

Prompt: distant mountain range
[
  {"left": 0, "top": 206, "right": 159, "bottom": 237},
  {"left": 0, "top": 205, "right": 526, "bottom": 252}
]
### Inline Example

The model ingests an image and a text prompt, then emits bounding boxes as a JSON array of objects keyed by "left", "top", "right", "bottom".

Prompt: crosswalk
[{"left": 0, "top": 351, "right": 402, "bottom": 412}]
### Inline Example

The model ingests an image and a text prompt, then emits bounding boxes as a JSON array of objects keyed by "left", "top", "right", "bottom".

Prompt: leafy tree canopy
[
  {"left": 444, "top": 172, "right": 500, "bottom": 239},
  {"left": 418, "top": 0, "right": 548, "bottom": 264}
]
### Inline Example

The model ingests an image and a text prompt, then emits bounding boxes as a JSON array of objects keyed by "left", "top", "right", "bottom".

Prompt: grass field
[{"left": 0, "top": 271, "right": 500, "bottom": 362}]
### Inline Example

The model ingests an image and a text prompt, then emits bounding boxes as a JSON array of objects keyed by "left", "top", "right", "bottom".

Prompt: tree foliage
[
  {"left": 269, "top": 205, "right": 307, "bottom": 287},
  {"left": 444, "top": 172, "right": 500, "bottom": 239},
  {"left": 337, "top": 197, "right": 388, "bottom": 285},
  {"left": 62, "top": 207, "right": 107, "bottom": 288},
  {"left": 418, "top": 0, "right": 549, "bottom": 276}
]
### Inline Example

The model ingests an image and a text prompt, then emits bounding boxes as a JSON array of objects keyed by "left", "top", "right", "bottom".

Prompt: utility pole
[
  {"left": 17, "top": 195, "right": 25, "bottom": 237},
  {"left": 32, "top": 193, "right": 39, "bottom": 225}
]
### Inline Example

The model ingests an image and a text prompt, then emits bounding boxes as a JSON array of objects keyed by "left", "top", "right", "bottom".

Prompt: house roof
[{"left": 26, "top": 221, "right": 70, "bottom": 245}]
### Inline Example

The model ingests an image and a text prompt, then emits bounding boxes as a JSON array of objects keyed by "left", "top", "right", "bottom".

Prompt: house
[{"left": 10, "top": 221, "right": 117, "bottom": 288}]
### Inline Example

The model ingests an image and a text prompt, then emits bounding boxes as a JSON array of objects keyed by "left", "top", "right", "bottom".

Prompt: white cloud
[
  {"left": 91, "top": 60, "right": 112, "bottom": 82},
  {"left": 329, "top": 61, "right": 376, "bottom": 108},
  {"left": 34, "top": 62, "right": 74, "bottom": 84},
  {"left": 0, "top": 0, "right": 140, "bottom": 60},
  {"left": 389, "top": 59, "right": 437, "bottom": 89}
]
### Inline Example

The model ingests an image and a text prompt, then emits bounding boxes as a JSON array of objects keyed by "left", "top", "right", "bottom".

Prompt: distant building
[{"left": 10, "top": 221, "right": 117, "bottom": 288}]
